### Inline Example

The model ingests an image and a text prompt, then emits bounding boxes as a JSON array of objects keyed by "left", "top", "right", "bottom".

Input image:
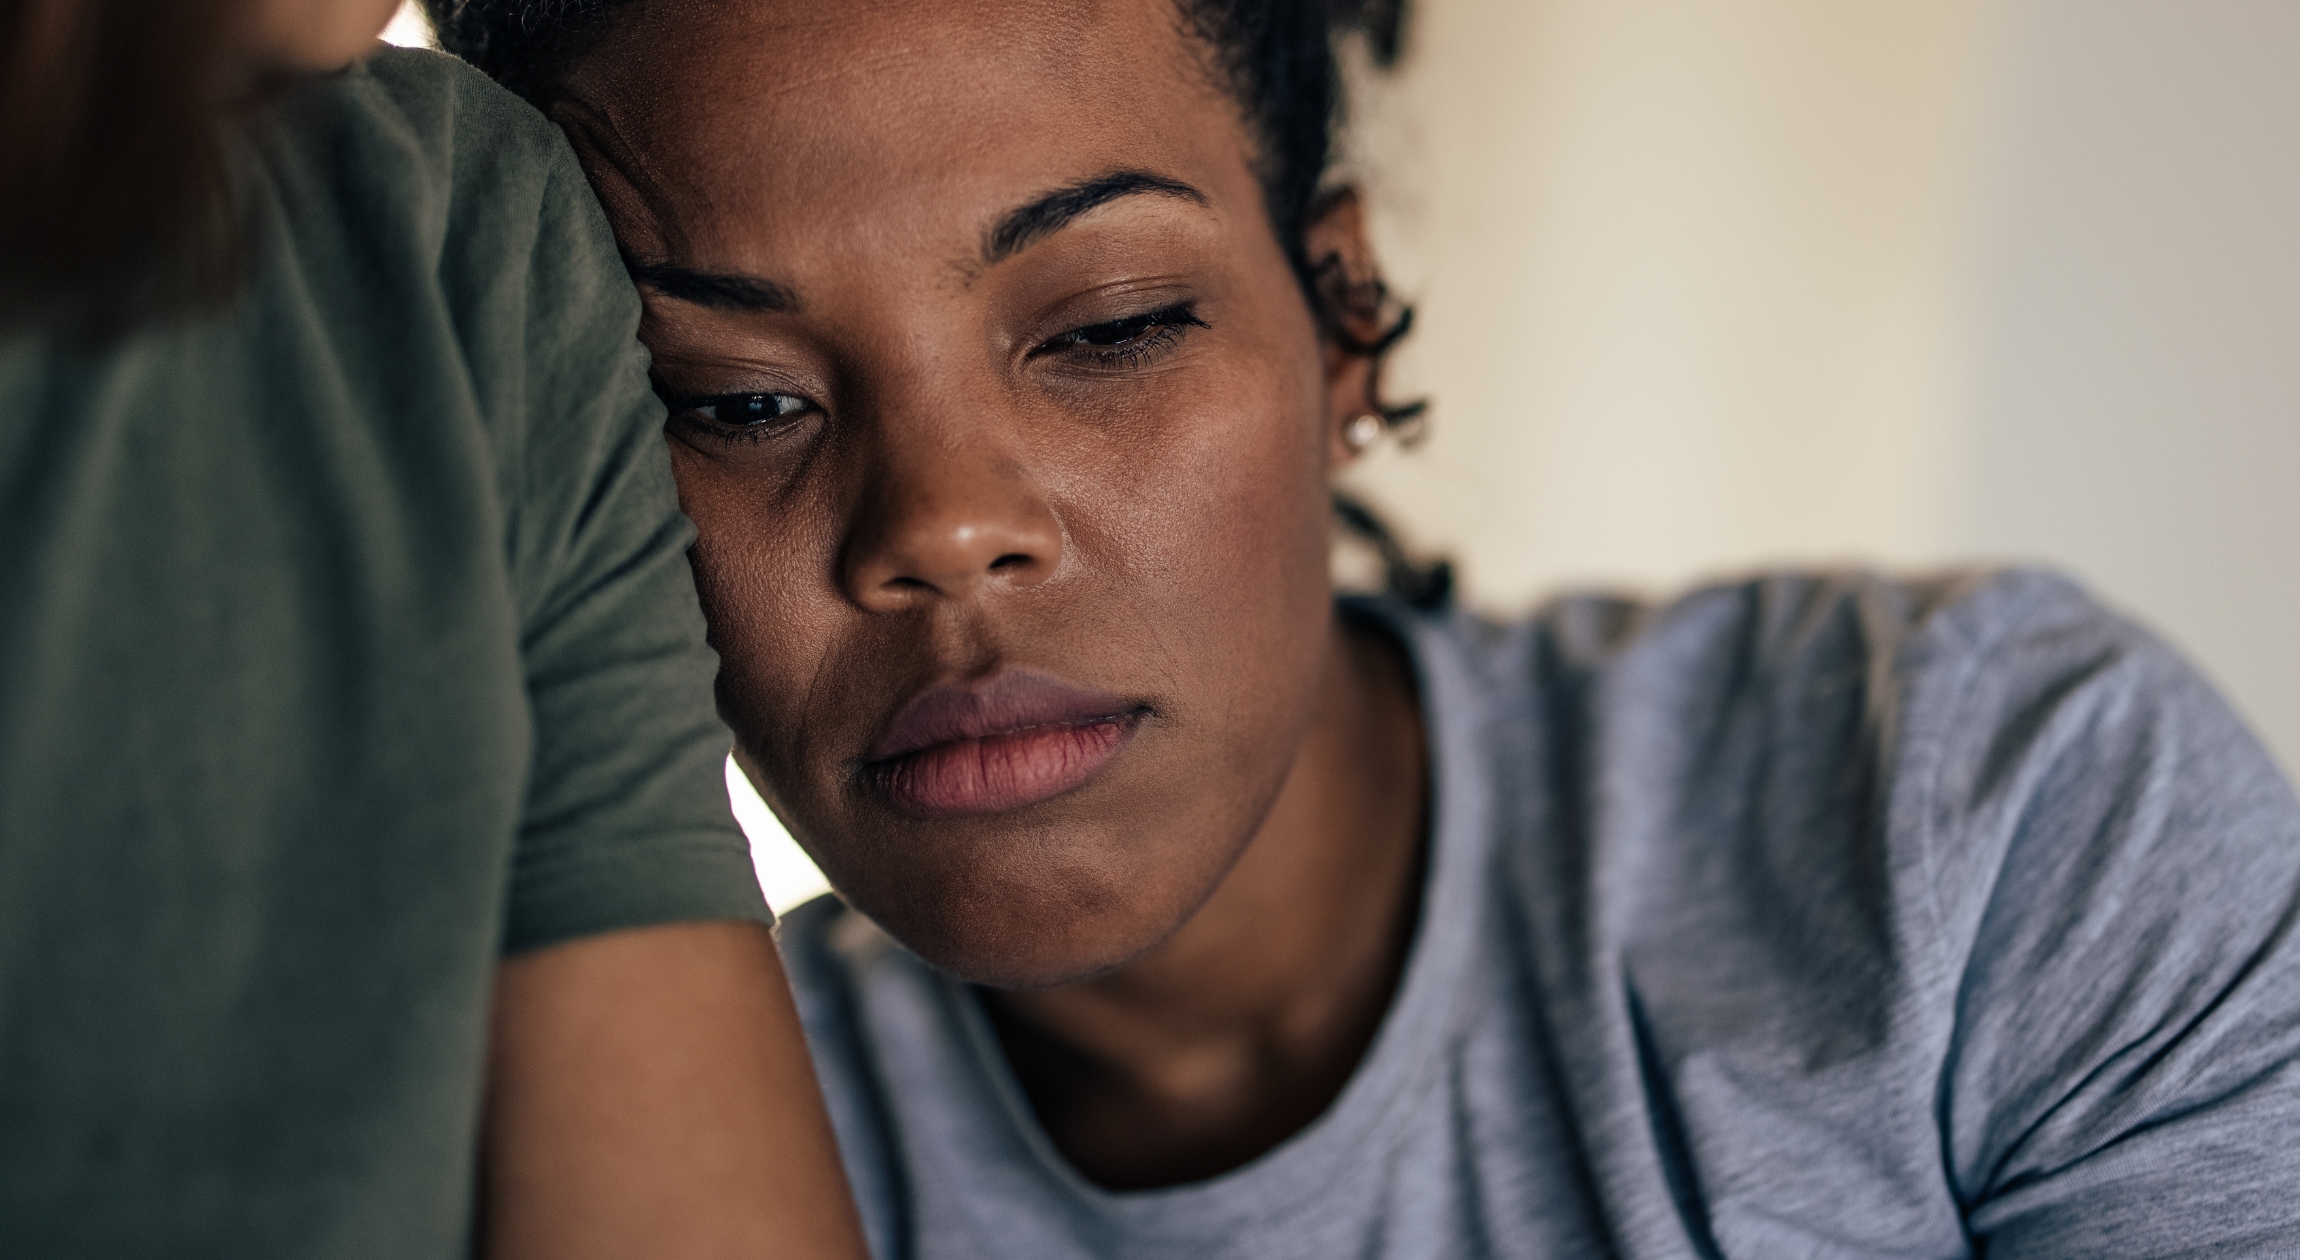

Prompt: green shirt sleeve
[{"left": 422, "top": 76, "right": 769, "bottom": 954}]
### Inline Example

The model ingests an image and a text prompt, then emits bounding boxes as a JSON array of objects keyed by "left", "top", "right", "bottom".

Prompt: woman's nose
[{"left": 840, "top": 441, "right": 1064, "bottom": 612}]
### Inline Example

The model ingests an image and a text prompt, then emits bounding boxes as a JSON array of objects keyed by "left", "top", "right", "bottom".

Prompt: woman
[
  {"left": 0, "top": 1, "right": 862, "bottom": 1255},
  {"left": 437, "top": 0, "right": 2300, "bottom": 1254}
]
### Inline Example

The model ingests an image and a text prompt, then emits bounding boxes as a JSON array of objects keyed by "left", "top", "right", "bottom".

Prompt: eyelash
[
  {"left": 1038, "top": 302, "right": 1208, "bottom": 370},
  {"left": 661, "top": 303, "right": 1207, "bottom": 445}
]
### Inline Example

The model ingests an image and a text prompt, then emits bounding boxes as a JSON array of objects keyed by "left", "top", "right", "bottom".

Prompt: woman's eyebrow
[
  {"left": 982, "top": 170, "right": 1210, "bottom": 266},
  {"left": 625, "top": 259, "right": 803, "bottom": 314}
]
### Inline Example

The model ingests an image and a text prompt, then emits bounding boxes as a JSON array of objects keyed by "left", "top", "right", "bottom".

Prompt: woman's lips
[{"left": 863, "top": 669, "right": 1147, "bottom": 818}]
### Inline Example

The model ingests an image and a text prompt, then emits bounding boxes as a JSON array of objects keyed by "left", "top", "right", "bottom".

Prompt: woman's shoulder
[
  {"left": 1404, "top": 563, "right": 2293, "bottom": 955},
  {"left": 1501, "top": 565, "right": 2256, "bottom": 800},
  {"left": 1422, "top": 566, "right": 2200, "bottom": 774},
  {"left": 1410, "top": 569, "right": 2300, "bottom": 1249},
  {"left": 1448, "top": 563, "right": 2279, "bottom": 843},
  {"left": 1474, "top": 565, "right": 2134, "bottom": 689}
]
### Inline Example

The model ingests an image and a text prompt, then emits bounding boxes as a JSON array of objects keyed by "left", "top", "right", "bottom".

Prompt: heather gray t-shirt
[
  {"left": 0, "top": 49, "right": 766, "bottom": 1257},
  {"left": 780, "top": 570, "right": 2300, "bottom": 1258}
]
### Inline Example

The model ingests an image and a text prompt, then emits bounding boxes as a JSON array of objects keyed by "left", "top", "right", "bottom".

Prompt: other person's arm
[{"left": 482, "top": 920, "right": 866, "bottom": 1259}]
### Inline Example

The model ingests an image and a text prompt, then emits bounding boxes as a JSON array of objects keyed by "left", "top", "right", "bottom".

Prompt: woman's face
[{"left": 564, "top": 0, "right": 1369, "bottom": 987}]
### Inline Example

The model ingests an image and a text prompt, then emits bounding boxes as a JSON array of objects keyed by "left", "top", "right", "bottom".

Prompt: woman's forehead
[{"left": 566, "top": 0, "right": 1246, "bottom": 272}]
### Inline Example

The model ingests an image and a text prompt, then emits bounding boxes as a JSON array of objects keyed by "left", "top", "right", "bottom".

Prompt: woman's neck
[{"left": 983, "top": 610, "right": 1429, "bottom": 1189}]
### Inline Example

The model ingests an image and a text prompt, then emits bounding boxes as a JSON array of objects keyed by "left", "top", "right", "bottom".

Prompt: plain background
[
  {"left": 391, "top": 0, "right": 2297, "bottom": 910},
  {"left": 1338, "top": 0, "right": 2297, "bottom": 772}
]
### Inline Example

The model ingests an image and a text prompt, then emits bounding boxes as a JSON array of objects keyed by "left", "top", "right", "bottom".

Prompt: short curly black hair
[{"left": 426, "top": 0, "right": 1446, "bottom": 604}]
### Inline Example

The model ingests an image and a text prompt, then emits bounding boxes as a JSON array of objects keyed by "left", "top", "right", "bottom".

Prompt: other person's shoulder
[
  {"left": 326, "top": 45, "right": 574, "bottom": 192},
  {"left": 257, "top": 47, "right": 648, "bottom": 445},
  {"left": 259, "top": 46, "right": 594, "bottom": 267}
]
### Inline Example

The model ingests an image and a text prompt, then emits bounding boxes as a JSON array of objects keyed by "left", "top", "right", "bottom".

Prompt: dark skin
[{"left": 559, "top": 0, "right": 1428, "bottom": 1188}]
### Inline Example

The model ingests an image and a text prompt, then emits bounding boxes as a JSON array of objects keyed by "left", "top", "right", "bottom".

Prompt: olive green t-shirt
[{"left": 0, "top": 48, "right": 767, "bottom": 1256}]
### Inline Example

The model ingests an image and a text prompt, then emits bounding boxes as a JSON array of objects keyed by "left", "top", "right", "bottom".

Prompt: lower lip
[{"left": 867, "top": 712, "right": 1143, "bottom": 818}]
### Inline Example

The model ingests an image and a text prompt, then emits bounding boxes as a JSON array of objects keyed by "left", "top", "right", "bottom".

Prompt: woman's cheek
[
  {"left": 1130, "top": 355, "right": 1327, "bottom": 608},
  {"left": 668, "top": 450, "right": 840, "bottom": 746}
]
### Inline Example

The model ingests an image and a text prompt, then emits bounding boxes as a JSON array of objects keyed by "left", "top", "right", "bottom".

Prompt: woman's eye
[
  {"left": 1040, "top": 303, "right": 1208, "bottom": 367},
  {"left": 692, "top": 393, "right": 811, "bottom": 425},
  {"left": 662, "top": 390, "right": 819, "bottom": 443}
]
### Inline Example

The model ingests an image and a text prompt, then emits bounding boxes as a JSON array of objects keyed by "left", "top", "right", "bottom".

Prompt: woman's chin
[
  {"left": 914, "top": 929, "right": 1161, "bottom": 992},
  {"left": 874, "top": 880, "right": 1198, "bottom": 990},
  {"left": 818, "top": 830, "right": 1224, "bottom": 991}
]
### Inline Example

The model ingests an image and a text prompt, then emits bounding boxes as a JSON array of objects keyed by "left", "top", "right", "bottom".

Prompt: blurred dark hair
[
  {"left": 0, "top": 0, "right": 256, "bottom": 332},
  {"left": 427, "top": 0, "right": 1447, "bottom": 604}
]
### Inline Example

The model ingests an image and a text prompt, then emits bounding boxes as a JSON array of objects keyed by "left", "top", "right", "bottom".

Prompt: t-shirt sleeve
[
  {"left": 1926, "top": 580, "right": 2300, "bottom": 1255},
  {"left": 492, "top": 152, "right": 769, "bottom": 955}
]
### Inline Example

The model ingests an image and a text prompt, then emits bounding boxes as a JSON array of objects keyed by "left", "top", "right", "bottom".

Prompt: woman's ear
[{"left": 1303, "top": 187, "right": 1384, "bottom": 464}]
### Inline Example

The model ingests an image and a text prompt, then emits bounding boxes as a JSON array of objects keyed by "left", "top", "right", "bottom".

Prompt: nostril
[{"left": 989, "top": 553, "right": 1032, "bottom": 572}]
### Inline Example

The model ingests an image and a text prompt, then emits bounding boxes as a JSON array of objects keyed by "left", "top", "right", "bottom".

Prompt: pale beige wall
[
  {"left": 1337, "top": 0, "right": 1990, "bottom": 600},
  {"left": 1953, "top": 0, "right": 2300, "bottom": 772},
  {"left": 1337, "top": 0, "right": 2299, "bottom": 775}
]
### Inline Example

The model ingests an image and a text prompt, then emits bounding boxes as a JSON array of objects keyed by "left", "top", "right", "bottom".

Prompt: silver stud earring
[{"left": 1342, "top": 412, "right": 1385, "bottom": 452}]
